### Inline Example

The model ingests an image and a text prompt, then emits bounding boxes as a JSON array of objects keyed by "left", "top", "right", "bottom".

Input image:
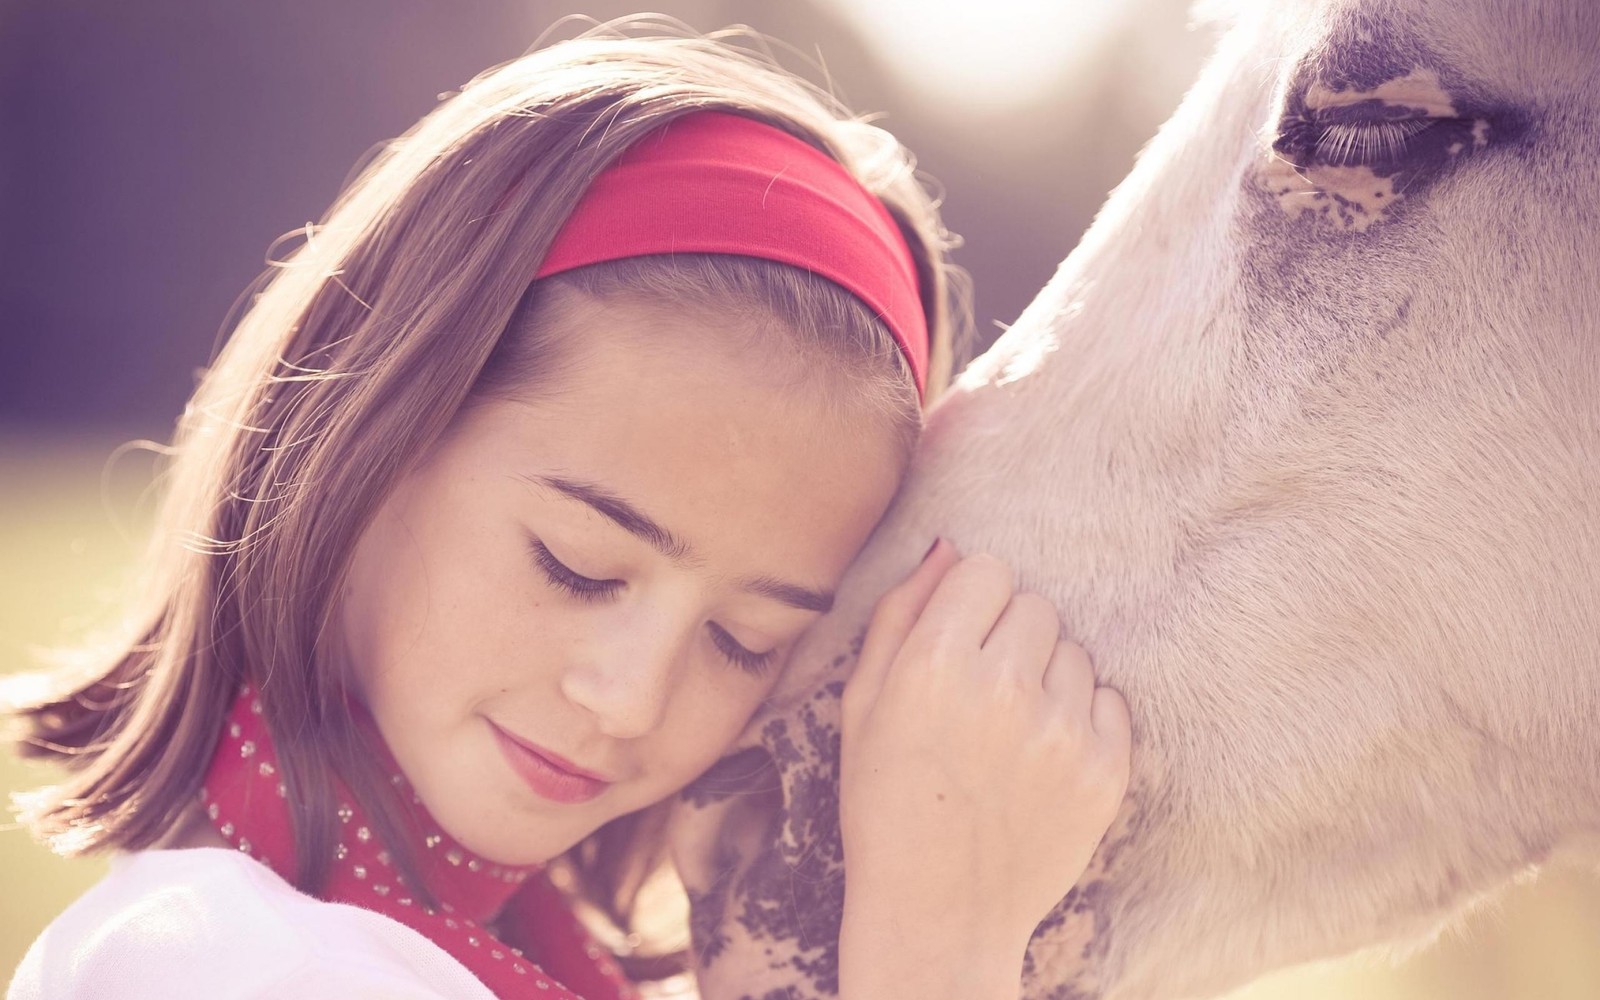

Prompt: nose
[{"left": 559, "top": 616, "right": 685, "bottom": 740}]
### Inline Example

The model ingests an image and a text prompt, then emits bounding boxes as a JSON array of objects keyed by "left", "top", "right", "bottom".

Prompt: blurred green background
[{"left": 5, "top": 435, "right": 1599, "bottom": 996}]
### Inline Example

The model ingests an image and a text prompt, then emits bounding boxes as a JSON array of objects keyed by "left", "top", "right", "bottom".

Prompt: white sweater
[{"left": 9, "top": 848, "right": 496, "bottom": 999}]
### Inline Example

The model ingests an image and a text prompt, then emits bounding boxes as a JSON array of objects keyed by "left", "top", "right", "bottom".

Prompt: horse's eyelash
[{"left": 1312, "top": 117, "right": 1438, "bottom": 166}]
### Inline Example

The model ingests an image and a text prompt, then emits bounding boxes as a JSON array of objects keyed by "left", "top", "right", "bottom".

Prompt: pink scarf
[{"left": 201, "top": 685, "right": 639, "bottom": 1000}]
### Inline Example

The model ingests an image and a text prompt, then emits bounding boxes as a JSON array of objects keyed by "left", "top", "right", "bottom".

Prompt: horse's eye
[
  {"left": 1310, "top": 118, "right": 1437, "bottom": 166},
  {"left": 1273, "top": 112, "right": 1472, "bottom": 171}
]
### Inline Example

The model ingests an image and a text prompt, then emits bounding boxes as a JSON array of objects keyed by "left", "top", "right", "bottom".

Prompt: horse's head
[{"left": 674, "top": 2, "right": 1600, "bottom": 997}]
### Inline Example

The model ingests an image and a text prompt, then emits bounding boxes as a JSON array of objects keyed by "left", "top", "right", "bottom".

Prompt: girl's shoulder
[{"left": 8, "top": 848, "right": 494, "bottom": 1000}]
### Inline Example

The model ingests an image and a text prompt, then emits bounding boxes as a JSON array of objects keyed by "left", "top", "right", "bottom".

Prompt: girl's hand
[{"left": 838, "top": 539, "right": 1131, "bottom": 998}]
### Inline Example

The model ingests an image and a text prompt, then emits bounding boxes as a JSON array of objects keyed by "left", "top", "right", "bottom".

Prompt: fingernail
[{"left": 922, "top": 538, "right": 941, "bottom": 562}]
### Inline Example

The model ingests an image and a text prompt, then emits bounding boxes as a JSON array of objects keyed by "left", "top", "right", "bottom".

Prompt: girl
[{"left": 5, "top": 19, "right": 1130, "bottom": 1000}]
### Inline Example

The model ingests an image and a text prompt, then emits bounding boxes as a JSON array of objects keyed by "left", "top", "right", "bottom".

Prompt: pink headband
[{"left": 535, "top": 112, "right": 930, "bottom": 396}]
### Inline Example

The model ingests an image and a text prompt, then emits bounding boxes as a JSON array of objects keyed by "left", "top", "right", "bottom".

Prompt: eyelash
[
  {"left": 1311, "top": 117, "right": 1438, "bottom": 166},
  {"left": 1275, "top": 114, "right": 1456, "bottom": 169},
  {"left": 708, "top": 624, "right": 777, "bottom": 676},
  {"left": 531, "top": 540, "right": 620, "bottom": 602},
  {"left": 529, "top": 540, "right": 777, "bottom": 676}
]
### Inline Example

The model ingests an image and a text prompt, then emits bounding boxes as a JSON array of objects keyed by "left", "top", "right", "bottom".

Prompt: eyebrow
[
  {"left": 526, "top": 474, "right": 690, "bottom": 560},
  {"left": 741, "top": 575, "right": 834, "bottom": 614},
  {"left": 521, "top": 474, "right": 836, "bottom": 613}
]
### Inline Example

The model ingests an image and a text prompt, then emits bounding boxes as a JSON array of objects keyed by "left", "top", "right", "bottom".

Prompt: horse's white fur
[{"left": 675, "top": 1, "right": 1600, "bottom": 996}]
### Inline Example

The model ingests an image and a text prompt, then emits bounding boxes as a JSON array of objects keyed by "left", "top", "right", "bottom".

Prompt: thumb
[{"left": 843, "top": 538, "right": 959, "bottom": 725}]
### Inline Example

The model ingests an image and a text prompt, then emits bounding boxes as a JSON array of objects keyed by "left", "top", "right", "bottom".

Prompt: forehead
[{"left": 453, "top": 293, "right": 906, "bottom": 570}]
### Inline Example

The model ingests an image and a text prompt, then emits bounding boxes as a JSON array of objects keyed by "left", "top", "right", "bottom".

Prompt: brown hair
[{"left": 3, "top": 15, "right": 969, "bottom": 972}]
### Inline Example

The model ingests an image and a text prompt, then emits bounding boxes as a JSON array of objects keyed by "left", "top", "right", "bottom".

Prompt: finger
[
  {"left": 1041, "top": 639, "right": 1097, "bottom": 711},
  {"left": 1091, "top": 684, "right": 1133, "bottom": 753},
  {"left": 979, "top": 592, "right": 1061, "bottom": 687},
  {"left": 904, "top": 553, "right": 1016, "bottom": 657},
  {"left": 845, "top": 538, "right": 961, "bottom": 717}
]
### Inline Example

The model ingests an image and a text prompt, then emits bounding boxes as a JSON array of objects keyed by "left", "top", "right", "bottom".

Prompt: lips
[{"left": 489, "top": 722, "right": 611, "bottom": 804}]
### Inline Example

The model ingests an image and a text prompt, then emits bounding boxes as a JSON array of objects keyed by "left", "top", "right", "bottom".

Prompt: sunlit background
[{"left": 3, "top": 0, "right": 1597, "bottom": 995}]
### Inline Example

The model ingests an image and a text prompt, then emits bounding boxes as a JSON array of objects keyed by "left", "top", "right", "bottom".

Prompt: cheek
[
  {"left": 659, "top": 675, "right": 773, "bottom": 774},
  {"left": 343, "top": 508, "right": 535, "bottom": 710},
  {"left": 340, "top": 516, "right": 430, "bottom": 701}
]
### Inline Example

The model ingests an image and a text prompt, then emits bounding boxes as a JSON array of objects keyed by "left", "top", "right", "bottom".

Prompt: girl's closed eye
[
  {"left": 530, "top": 538, "right": 621, "bottom": 602},
  {"left": 708, "top": 622, "right": 777, "bottom": 676},
  {"left": 531, "top": 537, "right": 777, "bottom": 675}
]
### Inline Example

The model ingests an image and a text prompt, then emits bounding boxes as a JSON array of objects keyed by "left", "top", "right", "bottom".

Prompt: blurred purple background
[
  {"left": 7, "top": 6, "right": 1600, "bottom": 997},
  {"left": 0, "top": 0, "right": 1207, "bottom": 435}
]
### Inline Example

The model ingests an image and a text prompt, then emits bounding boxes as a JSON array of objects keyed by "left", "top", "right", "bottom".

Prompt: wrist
[{"left": 839, "top": 884, "right": 1028, "bottom": 1000}]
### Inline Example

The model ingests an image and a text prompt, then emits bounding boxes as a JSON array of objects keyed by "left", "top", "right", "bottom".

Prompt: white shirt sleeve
[{"left": 8, "top": 848, "right": 496, "bottom": 1000}]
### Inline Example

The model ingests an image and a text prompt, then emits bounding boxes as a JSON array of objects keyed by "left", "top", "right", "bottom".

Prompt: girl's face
[{"left": 339, "top": 288, "right": 905, "bottom": 865}]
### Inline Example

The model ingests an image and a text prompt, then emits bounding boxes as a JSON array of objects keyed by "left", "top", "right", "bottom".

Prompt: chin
[{"left": 433, "top": 797, "right": 593, "bottom": 869}]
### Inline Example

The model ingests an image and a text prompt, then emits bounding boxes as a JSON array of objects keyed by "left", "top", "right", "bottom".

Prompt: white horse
[{"left": 670, "top": 0, "right": 1600, "bottom": 997}]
